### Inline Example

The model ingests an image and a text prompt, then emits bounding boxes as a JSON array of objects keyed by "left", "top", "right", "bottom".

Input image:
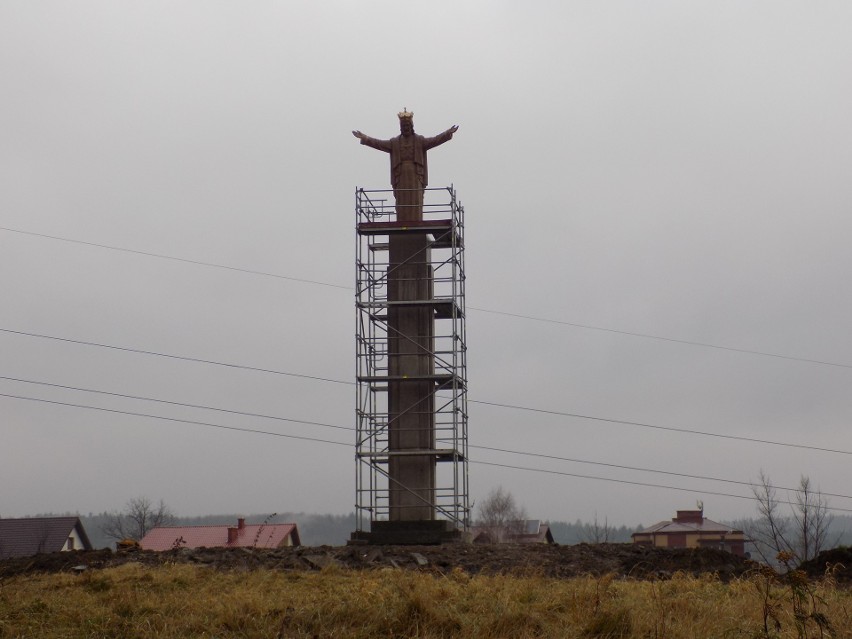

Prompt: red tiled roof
[{"left": 140, "top": 521, "right": 300, "bottom": 551}]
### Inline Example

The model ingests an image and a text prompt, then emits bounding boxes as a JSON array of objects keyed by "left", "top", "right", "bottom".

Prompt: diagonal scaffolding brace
[{"left": 354, "top": 186, "right": 469, "bottom": 534}]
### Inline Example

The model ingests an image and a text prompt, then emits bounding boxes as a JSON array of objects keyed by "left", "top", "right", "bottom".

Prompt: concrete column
[{"left": 387, "top": 233, "right": 435, "bottom": 521}]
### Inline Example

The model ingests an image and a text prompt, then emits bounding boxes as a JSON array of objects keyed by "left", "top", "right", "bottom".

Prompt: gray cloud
[{"left": 1, "top": 1, "right": 851, "bottom": 526}]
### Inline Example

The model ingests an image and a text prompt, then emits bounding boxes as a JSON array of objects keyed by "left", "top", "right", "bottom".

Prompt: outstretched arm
[
  {"left": 353, "top": 130, "right": 392, "bottom": 152},
  {"left": 423, "top": 124, "right": 459, "bottom": 150}
]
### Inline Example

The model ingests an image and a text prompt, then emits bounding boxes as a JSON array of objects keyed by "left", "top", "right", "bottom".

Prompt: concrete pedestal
[
  {"left": 349, "top": 520, "right": 469, "bottom": 545},
  {"left": 387, "top": 233, "right": 435, "bottom": 521}
]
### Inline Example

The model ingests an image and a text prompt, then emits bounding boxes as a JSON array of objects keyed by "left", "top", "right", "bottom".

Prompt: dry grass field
[{"left": 2, "top": 562, "right": 851, "bottom": 638}]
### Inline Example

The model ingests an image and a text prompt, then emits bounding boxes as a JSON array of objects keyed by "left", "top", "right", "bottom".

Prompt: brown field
[{"left": 2, "top": 559, "right": 851, "bottom": 638}]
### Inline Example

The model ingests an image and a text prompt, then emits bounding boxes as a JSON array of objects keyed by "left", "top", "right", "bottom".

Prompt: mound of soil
[
  {"left": 0, "top": 543, "right": 756, "bottom": 581},
  {"left": 798, "top": 547, "right": 852, "bottom": 583}
]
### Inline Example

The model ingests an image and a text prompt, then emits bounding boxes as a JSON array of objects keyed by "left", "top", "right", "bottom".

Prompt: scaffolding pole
[{"left": 354, "top": 186, "right": 469, "bottom": 540}]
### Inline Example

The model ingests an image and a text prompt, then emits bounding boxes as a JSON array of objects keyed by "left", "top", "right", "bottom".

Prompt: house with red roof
[
  {"left": 631, "top": 508, "right": 746, "bottom": 556},
  {"left": 139, "top": 518, "right": 300, "bottom": 551},
  {"left": 0, "top": 516, "right": 93, "bottom": 559}
]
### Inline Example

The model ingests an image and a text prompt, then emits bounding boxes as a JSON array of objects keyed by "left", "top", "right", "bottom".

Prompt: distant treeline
[
  {"left": 548, "top": 520, "right": 638, "bottom": 544},
  {"left": 71, "top": 512, "right": 641, "bottom": 548},
  {"left": 28, "top": 512, "right": 852, "bottom": 549}
]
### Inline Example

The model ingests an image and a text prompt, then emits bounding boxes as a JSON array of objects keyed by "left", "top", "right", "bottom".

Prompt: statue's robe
[{"left": 359, "top": 129, "right": 454, "bottom": 221}]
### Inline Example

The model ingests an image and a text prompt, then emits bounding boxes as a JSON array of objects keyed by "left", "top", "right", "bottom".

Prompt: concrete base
[{"left": 349, "top": 520, "right": 471, "bottom": 546}]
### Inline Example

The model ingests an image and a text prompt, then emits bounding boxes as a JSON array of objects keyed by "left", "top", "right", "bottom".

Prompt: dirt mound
[
  {"left": 798, "top": 547, "right": 852, "bottom": 583},
  {"left": 0, "top": 543, "right": 756, "bottom": 581}
]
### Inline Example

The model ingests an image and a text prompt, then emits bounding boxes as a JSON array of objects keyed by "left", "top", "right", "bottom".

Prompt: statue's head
[{"left": 398, "top": 109, "right": 414, "bottom": 136}]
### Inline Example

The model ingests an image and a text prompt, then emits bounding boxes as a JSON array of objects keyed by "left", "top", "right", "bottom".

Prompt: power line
[
  {"left": 0, "top": 392, "right": 351, "bottom": 448},
  {"left": 471, "top": 460, "right": 852, "bottom": 515},
  {"left": 4, "top": 374, "right": 852, "bottom": 501},
  {"left": 472, "top": 444, "right": 852, "bottom": 501},
  {"left": 0, "top": 226, "right": 349, "bottom": 290},
  {"left": 5, "top": 388, "right": 851, "bottom": 515},
  {"left": 0, "top": 375, "right": 353, "bottom": 433},
  {"left": 471, "top": 400, "right": 852, "bottom": 457},
  {"left": 466, "top": 307, "right": 852, "bottom": 371},
  {"left": 3, "top": 327, "right": 849, "bottom": 457},
  {"left": 3, "top": 225, "right": 850, "bottom": 370},
  {"left": 471, "top": 460, "right": 757, "bottom": 502},
  {"left": 6, "top": 227, "right": 850, "bottom": 516},
  {"left": 0, "top": 328, "right": 352, "bottom": 387}
]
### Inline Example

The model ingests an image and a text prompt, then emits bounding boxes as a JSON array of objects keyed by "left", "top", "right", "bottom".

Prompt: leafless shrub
[{"left": 477, "top": 486, "right": 527, "bottom": 543}]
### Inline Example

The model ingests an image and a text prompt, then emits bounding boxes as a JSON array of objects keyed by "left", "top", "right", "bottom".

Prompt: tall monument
[
  {"left": 352, "top": 111, "right": 469, "bottom": 544},
  {"left": 352, "top": 110, "right": 458, "bottom": 222}
]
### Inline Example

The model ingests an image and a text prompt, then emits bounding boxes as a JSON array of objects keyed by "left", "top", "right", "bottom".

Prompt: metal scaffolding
[{"left": 354, "top": 185, "right": 469, "bottom": 534}]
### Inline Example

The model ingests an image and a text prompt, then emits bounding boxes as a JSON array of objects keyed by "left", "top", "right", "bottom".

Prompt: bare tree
[
  {"left": 748, "top": 470, "right": 792, "bottom": 564},
  {"left": 102, "top": 496, "right": 175, "bottom": 541},
  {"left": 791, "top": 475, "right": 833, "bottom": 564},
  {"left": 748, "top": 471, "right": 834, "bottom": 565},
  {"left": 580, "top": 512, "right": 614, "bottom": 544},
  {"left": 477, "top": 486, "right": 527, "bottom": 543}
]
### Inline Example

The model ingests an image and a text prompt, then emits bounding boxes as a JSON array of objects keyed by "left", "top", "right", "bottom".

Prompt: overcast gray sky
[{"left": 2, "top": 1, "right": 851, "bottom": 528}]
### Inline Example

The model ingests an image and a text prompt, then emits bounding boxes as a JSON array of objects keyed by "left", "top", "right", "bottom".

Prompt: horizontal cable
[
  {"left": 473, "top": 444, "right": 852, "bottom": 501},
  {"left": 0, "top": 375, "right": 353, "bottom": 432},
  {"left": 467, "top": 306, "right": 852, "bottom": 370},
  {"left": 2, "top": 327, "right": 848, "bottom": 456},
  {"left": 3, "top": 224, "right": 849, "bottom": 370},
  {"left": 3, "top": 375, "right": 852, "bottom": 501},
  {"left": 470, "top": 460, "right": 852, "bottom": 515},
  {"left": 0, "top": 226, "right": 349, "bottom": 289},
  {"left": 0, "top": 392, "right": 350, "bottom": 448},
  {"left": 0, "top": 328, "right": 352, "bottom": 386},
  {"left": 471, "top": 400, "right": 852, "bottom": 457},
  {"left": 6, "top": 388, "right": 849, "bottom": 515}
]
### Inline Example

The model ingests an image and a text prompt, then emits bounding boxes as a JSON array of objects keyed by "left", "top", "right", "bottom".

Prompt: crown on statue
[{"left": 398, "top": 108, "right": 414, "bottom": 120}]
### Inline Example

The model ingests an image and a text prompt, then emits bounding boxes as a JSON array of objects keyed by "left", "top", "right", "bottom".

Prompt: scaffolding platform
[
  {"left": 353, "top": 186, "right": 469, "bottom": 543},
  {"left": 356, "top": 373, "right": 465, "bottom": 389},
  {"left": 363, "top": 299, "right": 465, "bottom": 321},
  {"left": 357, "top": 219, "right": 463, "bottom": 249}
]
